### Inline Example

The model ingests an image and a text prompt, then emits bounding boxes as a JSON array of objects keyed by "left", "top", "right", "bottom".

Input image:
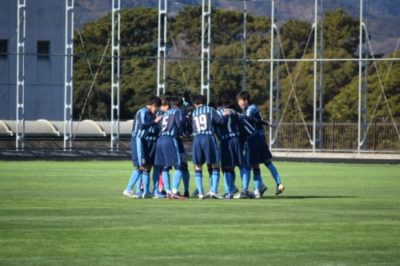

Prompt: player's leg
[
  {"left": 207, "top": 136, "right": 221, "bottom": 199},
  {"left": 141, "top": 165, "right": 152, "bottom": 198},
  {"left": 154, "top": 137, "right": 167, "bottom": 198},
  {"left": 252, "top": 165, "right": 262, "bottom": 198},
  {"left": 177, "top": 138, "right": 190, "bottom": 197},
  {"left": 123, "top": 137, "right": 143, "bottom": 198},
  {"left": 193, "top": 136, "right": 205, "bottom": 199},
  {"left": 266, "top": 160, "right": 285, "bottom": 195},
  {"left": 171, "top": 138, "right": 183, "bottom": 195}
]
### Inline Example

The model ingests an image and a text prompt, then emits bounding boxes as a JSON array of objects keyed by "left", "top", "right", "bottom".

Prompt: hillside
[{"left": 74, "top": 0, "right": 400, "bottom": 54}]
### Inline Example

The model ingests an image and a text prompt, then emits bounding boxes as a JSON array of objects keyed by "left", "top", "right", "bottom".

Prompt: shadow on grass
[{"left": 262, "top": 195, "right": 359, "bottom": 200}]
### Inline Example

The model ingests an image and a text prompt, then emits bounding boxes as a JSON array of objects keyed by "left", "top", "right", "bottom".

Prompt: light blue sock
[
  {"left": 142, "top": 170, "right": 150, "bottom": 195},
  {"left": 223, "top": 171, "right": 232, "bottom": 194},
  {"left": 162, "top": 170, "right": 171, "bottom": 192},
  {"left": 152, "top": 166, "right": 160, "bottom": 194},
  {"left": 266, "top": 162, "right": 282, "bottom": 185},
  {"left": 182, "top": 169, "right": 190, "bottom": 193},
  {"left": 240, "top": 167, "right": 250, "bottom": 191},
  {"left": 211, "top": 169, "right": 220, "bottom": 193},
  {"left": 253, "top": 168, "right": 261, "bottom": 191},
  {"left": 172, "top": 169, "right": 183, "bottom": 192},
  {"left": 195, "top": 170, "right": 204, "bottom": 195},
  {"left": 135, "top": 178, "right": 142, "bottom": 194},
  {"left": 125, "top": 169, "right": 142, "bottom": 191}
]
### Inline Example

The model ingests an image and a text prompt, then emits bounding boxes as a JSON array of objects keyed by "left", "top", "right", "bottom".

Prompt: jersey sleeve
[
  {"left": 211, "top": 107, "right": 226, "bottom": 125},
  {"left": 138, "top": 111, "right": 156, "bottom": 130}
]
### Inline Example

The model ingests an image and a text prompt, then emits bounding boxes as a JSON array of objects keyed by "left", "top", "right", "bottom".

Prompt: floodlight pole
[
  {"left": 318, "top": 0, "right": 324, "bottom": 150},
  {"left": 269, "top": 0, "right": 280, "bottom": 148},
  {"left": 311, "top": 0, "right": 323, "bottom": 152},
  {"left": 358, "top": 0, "right": 368, "bottom": 152},
  {"left": 242, "top": 0, "right": 247, "bottom": 91},
  {"left": 111, "top": 0, "right": 121, "bottom": 151},
  {"left": 157, "top": 0, "right": 168, "bottom": 96},
  {"left": 63, "top": 0, "right": 74, "bottom": 151},
  {"left": 269, "top": 0, "right": 275, "bottom": 148},
  {"left": 16, "top": 0, "right": 26, "bottom": 151},
  {"left": 201, "top": 0, "right": 211, "bottom": 103}
]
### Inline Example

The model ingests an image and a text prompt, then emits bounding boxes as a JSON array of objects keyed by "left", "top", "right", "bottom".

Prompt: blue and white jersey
[
  {"left": 192, "top": 105, "right": 225, "bottom": 136},
  {"left": 132, "top": 107, "right": 158, "bottom": 141},
  {"left": 244, "top": 104, "right": 265, "bottom": 136},
  {"left": 239, "top": 115, "right": 257, "bottom": 141},
  {"left": 216, "top": 108, "right": 241, "bottom": 140},
  {"left": 160, "top": 107, "right": 183, "bottom": 138}
]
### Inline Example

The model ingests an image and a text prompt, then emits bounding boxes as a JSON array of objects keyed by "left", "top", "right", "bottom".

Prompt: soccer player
[
  {"left": 123, "top": 96, "right": 163, "bottom": 198},
  {"left": 215, "top": 93, "right": 243, "bottom": 199},
  {"left": 237, "top": 91, "right": 285, "bottom": 197},
  {"left": 191, "top": 95, "right": 231, "bottom": 199},
  {"left": 154, "top": 96, "right": 188, "bottom": 199}
]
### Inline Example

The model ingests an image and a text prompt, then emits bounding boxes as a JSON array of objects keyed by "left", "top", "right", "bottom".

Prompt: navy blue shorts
[
  {"left": 192, "top": 135, "right": 219, "bottom": 165},
  {"left": 154, "top": 135, "right": 184, "bottom": 168},
  {"left": 260, "top": 135, "right": 273, "bottom": 163},
  {"left": 220, "top": 137, "right": 243, "bottom": 168},
  {"left": 131, "top": 137, "right": 156, "bottom": 167},
  {"left": 244, "top": 134, "right": 272, "bottom": 166}
]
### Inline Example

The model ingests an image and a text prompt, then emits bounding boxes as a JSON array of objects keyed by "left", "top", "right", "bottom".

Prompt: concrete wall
[{"left": 0, "top": 0, "right": 65, "bottom": 120}]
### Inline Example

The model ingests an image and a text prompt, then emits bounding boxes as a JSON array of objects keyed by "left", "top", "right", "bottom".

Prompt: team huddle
[{"left": 123, "top": 91, "right": 285, "bottom": 200}]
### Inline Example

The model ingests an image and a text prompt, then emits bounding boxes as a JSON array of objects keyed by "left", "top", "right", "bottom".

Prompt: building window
[
  {"left": 0, "top": 39, "right": 8, "bottom": 59},
  {"left": 37, "top": 40, "right": 50, "bottom": 59}
]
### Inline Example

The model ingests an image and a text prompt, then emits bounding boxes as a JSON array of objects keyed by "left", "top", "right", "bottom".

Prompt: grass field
[{"left": 0, "top": 161, "right": 399, "bottom": 265}]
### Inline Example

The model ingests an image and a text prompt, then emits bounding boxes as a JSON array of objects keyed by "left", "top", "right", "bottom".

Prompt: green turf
[{"left": 0, "top": 161, "right": 399, "bottom": 266}]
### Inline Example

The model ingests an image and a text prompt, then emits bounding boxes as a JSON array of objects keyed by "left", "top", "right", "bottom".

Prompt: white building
[{"left": 0, "top": 0, "right": 66, "bottom": 120}]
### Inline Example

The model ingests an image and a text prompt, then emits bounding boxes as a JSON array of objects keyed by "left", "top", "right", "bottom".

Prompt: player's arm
[
  {"left": 138, "top": 111, "right": 162, "bottom": 130},
  {"left": 211, "top": 108, "right": 230, "bottom": 125}
]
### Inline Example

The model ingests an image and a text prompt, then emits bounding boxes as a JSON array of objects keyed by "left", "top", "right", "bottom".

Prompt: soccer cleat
[
  {"left": 183, "top": 191, "right": 190, "bottom": 198},
  {"left": 260, "top": 184, "right": 267, "bottom": 197},
  {"left": 234, "top": 190, "right": 250, "bottom": 199},
  {"left": 167, "top": 192, "right": 186, "bottom": 200},
  {"left": 223, "top": 193, "right": 234, "bottom": 199},
  {"left": 254, "top": 190, "right": 261, "bottom": 199},
  {"left": 153, "top": 192, "right": 167, "bottom": 199},
  {"left": 142, "top": 193, "right": 153, "bottom": 199},
  {"left": 122, "top": 190, "right": 135, "bottom": 198},
  {"left": 198, "top": 193, "right": 205, "bottom": 199},
  {"left": 132, "top": 191, "right": 143, "bottom": 199},
  {"left": 207, "top": 192, "right": 222, "bottom": 199},
  {"left": 275, "top": 184, "right": 285, "bottom": 195}
]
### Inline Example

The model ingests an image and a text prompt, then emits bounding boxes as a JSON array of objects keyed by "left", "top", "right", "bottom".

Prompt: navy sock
[
  {"left": 253, "top": 168, "right": 261, "bottom": 191},
  {"left": 182, "top": 169, "right": 190, "bottom": 193}
]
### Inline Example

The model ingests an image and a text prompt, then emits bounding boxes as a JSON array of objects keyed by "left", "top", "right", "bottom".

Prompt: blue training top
[
  {"left": 192, "top": 105, "right": 225, "bottom": 136},
  {"left": 244, "top": 104, "right": 265, "bottom": 137},
  {"left": 216, "top": 107, "right": 241, "bottom": 140},
  {"left": 132, "top": 107, "right": 159, "bottom": 141},
  {"left": 160, "top": 107, "right": 184, "bottom": 138}
]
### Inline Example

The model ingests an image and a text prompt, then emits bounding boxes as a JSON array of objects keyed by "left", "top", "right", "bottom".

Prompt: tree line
[{"left": 73, "top": 7, "right": 400, "bottom": 123}]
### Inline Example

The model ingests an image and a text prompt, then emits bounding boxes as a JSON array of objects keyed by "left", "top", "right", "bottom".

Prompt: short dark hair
[
  {"left": 236, "top": 91, "right": 251, "bottom": 102},
  {"left": 218, "top": 92, "right": 232, "bottom": 107},
  {"left": 161, "top": 94, "right": 171, "bottom": 106},
  {"left": 192, "top": 95, "right": 207, "bottom": 105},
  {"left": 146, "top": 96, "right": 162, "bottom": 107},
  {"left": 171, "top": 96, "right": 183, "bottom": 107}
]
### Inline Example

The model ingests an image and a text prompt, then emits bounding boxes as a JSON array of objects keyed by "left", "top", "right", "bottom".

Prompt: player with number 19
[{"left": 191, "top": 95, "right": 231, "bottom": 199}]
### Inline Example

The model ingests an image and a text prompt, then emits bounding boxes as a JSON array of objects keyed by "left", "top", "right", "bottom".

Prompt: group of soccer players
[{"left": 122, "top": 91, "right": 285, "bottom": 200}]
